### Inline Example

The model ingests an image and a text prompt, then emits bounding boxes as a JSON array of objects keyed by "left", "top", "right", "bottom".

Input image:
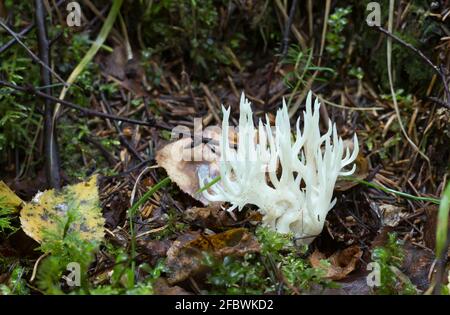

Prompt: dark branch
[
  {"left": 0, "top": 80, "right": 155, "bottom": 127},
  {"left": 264, "top": 0, "right": 298, "bottom": 107},
  {"left": 35, "top": 0, "right": 61, "bottom": 189},
  {"left": 281, "top": 0, "right": 298, "bottom": 58}
]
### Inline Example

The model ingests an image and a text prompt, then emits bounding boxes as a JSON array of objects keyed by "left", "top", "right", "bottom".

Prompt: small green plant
[
  {"left": 154, "top": 208, "right": 188, "bottom": 240},
  {"left": 0, "top": 266, "right": 30, "bottom": 295},
  {"left": 256, "top": 227, "right": 333, "bottom": 292},
  {"left": 0, "top": 197, "right": 17, "bottom": 233},
  {"left": 87, "top": 245, "right": 164, "bottom": 295},
  {"left": 205, "top": 253, "right": 268, "bottom": 295},
  {"left": 283, "top": 46, "right": 335, "bottom": 106},
  {"left": 371, "top": 233, "right": 417, "bottom": 295},
  {"left": 36, "top": 201, "right": 100, "bottom": 294},
  {"left": 35, "top": 199, "right": 165, "bottom": 295},
  {"left": 204, "top": 227, "right": 333, "bottom": 294},
  {"left": 137, "top": 0, "right": 229, "bottom": 75},
  {"left": 326, "top": 6, "right": 352, "bottom": 61}
]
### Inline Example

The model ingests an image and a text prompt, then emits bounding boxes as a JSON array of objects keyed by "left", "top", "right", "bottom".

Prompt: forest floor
[{"left": 0, "top": 0, "right": 449, "bottom": 295}]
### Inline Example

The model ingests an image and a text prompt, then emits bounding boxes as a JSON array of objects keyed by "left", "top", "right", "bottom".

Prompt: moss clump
[{"left": 371, "top": 233, "right": 417, "bottom": 295}]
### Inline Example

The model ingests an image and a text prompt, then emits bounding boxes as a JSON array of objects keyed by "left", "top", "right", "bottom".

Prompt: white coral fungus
[{"left": 199, "top": 92, "right": 359, "bottom": 243}]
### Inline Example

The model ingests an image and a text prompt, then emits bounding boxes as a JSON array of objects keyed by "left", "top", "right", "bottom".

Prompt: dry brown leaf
[
  {"left": 166, "top": 228, "right": 260, "bottom": 284},
  {"left": 424, "top": 205, "right": 450, "bottom": 256},
  {"left": 153, "top": 278, "right": 193, "bottom": 295},
  {"left": 401, "top": 242, "right": 434, "bottom": 290},
  {"left": 138, "top": 239, "right": 172, "bottom": 265},
  {"left": 379, "top": 204, "right": 406, "bottom": 227},
  {"left": 309, "top": 245, "right": 362, "bottom": 280},
  {"left": 184, "top": 206, "right": 262, "bottom": 230},
  {"left": 156, "top": 137, "right": 220, "bottom": 205},
  {"left": 98, "top": 45, "right": 148, "bottom": 97},
  {"left": 184, "top": 206, "right": 240, "bottom": 229},
  {"left": 20, "top": 175, "right": 105, "bottom": 243}
]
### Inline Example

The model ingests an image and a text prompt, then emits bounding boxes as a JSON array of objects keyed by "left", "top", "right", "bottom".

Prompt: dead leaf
[
  {"left": 20, "top": 175, "right": 105, "bottom": 243},
  {"left": 401, "top": 242, "right": 434, "bottom": 290},
  {"left": 308, "top": 272, "right": 372, "bottom": 295},
  {"left": 423, "top": 205, "right": 450, "bottom": 256},
  {"left": 184, "top": 206, "right": 262, "bottom": 230},
  {"left": 0, "top": 181, "right": 24, "bottom": 212},
  {"left": 153, "top": 278, "right": 193, "bottom": 295},
  {"left": 156, "top": 138, "right": 220, "bottom": 205},
  {"left": 166, "top": 228, "right": 260, "bottom": 284},
  {"left": 310, "top": 245, "right": 362, "bottom": 280},
  {"left": 138, "top": 239, "right": 172, "bottom": 265},
  {"left": 379, "top": 204, "right": 406, "bottom": 227},
  {"left": 98, "top": 46, "right": 148, "bottom": 97}
]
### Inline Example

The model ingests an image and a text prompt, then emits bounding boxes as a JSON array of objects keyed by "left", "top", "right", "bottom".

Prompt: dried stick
[
  {"left": 0, "top": 80, "right": 154, "bottom": 127},
  {"left": 100, "top": 93, "right": 144, "bottom": 162},
  {"left": 264, "top": 0, "right": 298, "bottom": 107}
]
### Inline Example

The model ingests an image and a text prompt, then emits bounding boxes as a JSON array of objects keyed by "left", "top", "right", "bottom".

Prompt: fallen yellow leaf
[
  {"left": 0, "top": 181, "right": 24, "bottom": 212},
  {"left": 20, "top": 175, "right": 105, "bottom": 243}
]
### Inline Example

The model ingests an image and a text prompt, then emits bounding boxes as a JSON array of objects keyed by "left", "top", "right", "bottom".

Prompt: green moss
[
  {"left": 371, "top": 233, "right": 417, "bottom": 295},
  {"left": 133, "top": 0, "right": 279, "bottom": 79},
  {"left": 204, "top": 227, "right": 334, "bottom": 294},
  {"left": 0, "top": 266, "right": 29, "bottom": 295},
  {"left": 0, "top": 197, "right": 17, "bottom": 233},
  {"left": 352, "top": 0, "right": 436, "bottom": 94}
]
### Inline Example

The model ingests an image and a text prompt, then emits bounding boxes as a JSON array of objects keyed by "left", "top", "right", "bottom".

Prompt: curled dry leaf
[
  {"left": 309, "top": 245, "right": 362, "bottom": 280},
  {"left": 379, "top": 204, "right": 406, "bottom": 227},
  {"left": 98, "top": 45, "right": 148, "bottom": 97},
  {"left": 20, "top": 175, "right": 105, "bottom": 243},
  {"left": 156, "top": 137, "right": 220, "bottom": 205},
  {"left": 166, "top": 228, "right": 260, "bottom": 284},
  {"left": 137, "top": 239, "right": 173, "bottom": 265},
  {"left": 400, "top": 242, "right": 433, "bottom": 290}
]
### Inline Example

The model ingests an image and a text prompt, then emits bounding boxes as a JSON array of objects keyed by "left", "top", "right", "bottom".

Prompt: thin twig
[
  {"left": 281, "top": 0, "right": 298, "bottom": 58},
  {"left": 0, "top": 0, "right": 65, "bottom": 55},
  {"left": 0, "top": 19, "right": 67, "bottom": 86},
  {"left": 264, "top": 0, "right": 299, "bottom": 107},
  {"left": 0, "top": 80, "right": 154, "bottom": 127},
  {"left": 375, "top": 25, "right": 450, "bottom": 108},
  {"left": 100, "top": 92, "right": 144, "bottom": 162}
]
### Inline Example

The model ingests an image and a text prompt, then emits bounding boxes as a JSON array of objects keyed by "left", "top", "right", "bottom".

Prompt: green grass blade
[
  {"left": 54, "top": 0, "right": 123, "bottom": 117},
  {"left": 436, "top": 183, "right": 450, "bottom": 258},
  {"left": 128, "top": 176, "right": 171, "bottom": 285},
  {"left": 196, "top": 176, "right": 221, "bottom": 194},
  {"left": 344, "top": 177, "right": 440, "bottom": 204}
]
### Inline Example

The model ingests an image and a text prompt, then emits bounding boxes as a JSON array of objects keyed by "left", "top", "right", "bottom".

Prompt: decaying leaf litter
[{"left": 0, "top": 1, "right": 449, "bottom": 295}]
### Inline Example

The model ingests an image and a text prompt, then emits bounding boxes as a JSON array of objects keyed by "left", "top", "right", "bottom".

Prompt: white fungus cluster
[{"left": 199, "top": 92, "right": 359, "bottom": 244}]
